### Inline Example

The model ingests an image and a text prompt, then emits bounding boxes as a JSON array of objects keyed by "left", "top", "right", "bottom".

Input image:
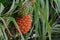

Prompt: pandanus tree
[{"left": 0, "top": 0, "right": 60, "bottom": 40}]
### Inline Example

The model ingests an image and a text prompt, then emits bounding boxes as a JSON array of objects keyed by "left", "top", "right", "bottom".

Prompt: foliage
[{"left": 0, "top": 0, "right": 60, "bottom": 40}]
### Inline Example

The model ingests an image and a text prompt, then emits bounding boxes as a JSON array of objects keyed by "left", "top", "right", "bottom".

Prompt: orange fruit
[{"left": 16, "top": 14, "right": 32, "bottom": 34}]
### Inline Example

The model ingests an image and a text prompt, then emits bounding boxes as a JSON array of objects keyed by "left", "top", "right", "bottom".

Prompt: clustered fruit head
[{"left": 16, "top": 14, "right": 32, "bottom": 34}]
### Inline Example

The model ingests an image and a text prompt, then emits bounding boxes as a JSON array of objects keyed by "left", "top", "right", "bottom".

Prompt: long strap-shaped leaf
[
  {"left": 35, "top": 0, "right": 51, "bottom": 40},
  {"left": 0, "top": 3, "right": 4, "bottom": 16},
  {"left": 4, "top": 0, "right": 19, "bottom": 16},
  {"left": 0, "top": 24, "right": 8, "bottom": 40},
  {"left": 0, "top": 17, "right": 11, "bottom": 40},
  {"left": 6, "top": 17, "right": 25, "bottom": 40},
  {"left": 0, "top": 17, "right": 13, "bottom": 36}
]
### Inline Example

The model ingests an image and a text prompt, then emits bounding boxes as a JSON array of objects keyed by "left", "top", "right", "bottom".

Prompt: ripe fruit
[{"left": 16, "top": 14, "right": 32, "bottom": 34}]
